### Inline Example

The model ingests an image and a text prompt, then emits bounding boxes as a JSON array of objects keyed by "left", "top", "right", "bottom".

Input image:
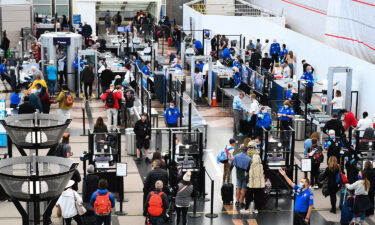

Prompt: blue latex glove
[
  {"left": 227, "top": 77, "right": 231, "bottom": 81},
  {"left": 344, "top": 157, "right": 349, "bottom": 161},
  {"left": 234, "top": 86, "right": 238, "bottom": 89},
  {"left": 203, "top": 79, "right": 206, "bottom": 82},
  {"left": 326, "top": 141, "right": 332, "bottom": 147},
  {"left": 247, "top": 117, "right": 251, "bottom": 122}
]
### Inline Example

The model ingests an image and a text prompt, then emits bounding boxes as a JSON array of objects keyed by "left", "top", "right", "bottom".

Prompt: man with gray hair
[
  {"left": 324, "top": 129, "right": 344, "bottom": 164},
  {"left": 31, "top": 65, "right": 44, "bottom": 80},
  {"left": 82, "top": 164, "right": 99, "bottom": 203},
  {"left": 144, "top": 180, "right": 169, "bottom": 225}
]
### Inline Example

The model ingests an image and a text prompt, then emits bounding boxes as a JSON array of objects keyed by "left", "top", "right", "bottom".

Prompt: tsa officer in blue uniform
[
  {"left": 141, "top": 61, "right": 151, "bottom": 76},
  {"left": 300, "top": 65, "right": 314, "bottom": 104},
  {"left": 279, "top": 168, "right": 314, "bottom": 225},
  {"left": 193, "top": 39, "right": 204, "bottom": 55},
  {"left": 277, "top": 100, "right": 295, "bottom": 130},
  {"left": 163, "top": 102, "right": 181, "bottom": 127}
]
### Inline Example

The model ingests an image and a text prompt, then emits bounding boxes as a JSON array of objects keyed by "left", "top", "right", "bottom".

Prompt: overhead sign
[
  {"left": 53, "top": 37, "right": 71, "bottom": 45},
  {"left": 73, "top": 14, "right": 81, "bottom": 25}
]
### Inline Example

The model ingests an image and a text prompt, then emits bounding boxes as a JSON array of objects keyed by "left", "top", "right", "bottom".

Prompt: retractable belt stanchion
[
  {"left": 205, "top": 170, "right": 218, "bottom": 219},
  {"left": 80, "top": 108, "right": 87, "bottom": 136}
]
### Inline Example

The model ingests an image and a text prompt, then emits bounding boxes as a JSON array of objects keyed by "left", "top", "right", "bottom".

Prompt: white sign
[
  {"left": 301, "top": 158, "right": 311, "bottom": 172},
  {"left": 116, "top": 163, "right": 128, "bottom": 177}
]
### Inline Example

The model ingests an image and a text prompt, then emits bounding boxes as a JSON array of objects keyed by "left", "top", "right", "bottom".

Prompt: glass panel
[
  {"left": 33, "top": 5, "right": 51, "bottom": 16},
  {"left": 33, "top": 0, "right": 51, "bottom": 4},
  {"left": 56, "top": 5, "right": 69, "bottom": 17},
  {"left": 56, "top": 0, "right": 68, "bottom": 4}
]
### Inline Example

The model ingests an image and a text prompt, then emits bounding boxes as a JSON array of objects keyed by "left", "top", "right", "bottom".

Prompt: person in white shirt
[
  {"left": 316, "top": 78, "right": 338, "bottom": 95},
  {"left": 123, "top": 63, "right": 135, "bottom": 89},
  {"left": 330, "top": 90, "right": 344, "bottom": 118},
  {"left": 356, "top": 111, "right": 373, "bottom": 137},
  {"left": 249, "top": 93, "right": 260, "bottom": 138},
  {"left": 261, "top": 39, "right": 270, "bottom": 56},
  {"left": 56, "top": 180, "right": 83, "bottom": 225},
  {"left": 282, "top": 61, "right": 291, "bottom": 78}
]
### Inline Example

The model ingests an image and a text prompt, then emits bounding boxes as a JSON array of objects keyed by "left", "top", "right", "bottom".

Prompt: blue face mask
[
  {"left": 357, "top": 175, "right": 361, "bottom": 179},
  {"left": 297, "top": 182, "right": 303, "bottom": 189},
  {"left": 330, "top": 135, "right": 335, "bottom": 139},
  {"left": 170, "top": 106, "right": 174, "bottom": 109},
  {"left": 284, "top": 105, "right": 289, "bottom": 109}
]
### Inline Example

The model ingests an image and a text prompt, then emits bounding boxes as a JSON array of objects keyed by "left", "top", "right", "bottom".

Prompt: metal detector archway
[
  {"left": 77, "top": 49, "right": 99, "bottom": 98},
  {"left": 190, "top": 56, "right": 213, "bottom": 105},
  {"left": 326, "top": 66, "right": 353, "bottom": 115}
]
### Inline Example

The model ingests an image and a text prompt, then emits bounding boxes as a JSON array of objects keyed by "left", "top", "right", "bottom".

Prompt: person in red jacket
[
  {"left": 100, "top": 84, "right": 123, "bottom": 131},
  {"left": 342, "top": 109, "right": 358, "bottom": 131}
]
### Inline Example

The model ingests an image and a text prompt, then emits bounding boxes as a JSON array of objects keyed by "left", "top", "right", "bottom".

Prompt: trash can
[
  {"left": 125, "top": 128, "right": 136, "bottom": 156},
  {"left": 293, "top": 115, "right": 305, "bottom": 141}
]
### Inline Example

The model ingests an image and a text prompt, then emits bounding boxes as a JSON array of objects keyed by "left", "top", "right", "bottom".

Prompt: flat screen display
[{"left": 254, "top": 72, "right": 264, "bottom": 95}]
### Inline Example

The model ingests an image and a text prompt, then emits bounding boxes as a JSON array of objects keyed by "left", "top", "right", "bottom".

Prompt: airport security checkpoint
[{"left": 0, "top": 1, "right": 373, "bottom": 225}]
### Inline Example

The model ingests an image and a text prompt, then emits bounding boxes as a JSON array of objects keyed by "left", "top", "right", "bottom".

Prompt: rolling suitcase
[{"left": 221, "top": 183, "right": 234, "bottom": 205}]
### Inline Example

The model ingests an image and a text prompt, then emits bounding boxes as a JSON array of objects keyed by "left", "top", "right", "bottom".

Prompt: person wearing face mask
[
  {"left": 255, "top": 106, "right": 272, "bottom": 138},
  {"left": 324, "top": 130, "right": 344, "bottom": 165},
  {"left": 279, "top": 169, "right": 313, "bottom": 225},
  {"left": 300, "top": 65, "right": 315, "bottom": 104},
  {"left": 346, "top": 170, "right": 372, "bottom": 224},
  {"left": 163, "top": 102, "right": 180, "bottom": 127},
  {"left": 248, "top": 94, "right": 260, "bottom": 138},
  {"left": 319, "top": 156, "right": 340, "bottom": 214},
  {"left": 277, "top": 100, "right": 295, "bottom": 131}
]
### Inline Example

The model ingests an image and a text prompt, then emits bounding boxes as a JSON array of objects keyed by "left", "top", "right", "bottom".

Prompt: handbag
[
  {"left": 340, "top": 173, "right": 349, "bottom": 184},
  {"left": 73, "top": 191, "right": 87, "bottom": 216}
]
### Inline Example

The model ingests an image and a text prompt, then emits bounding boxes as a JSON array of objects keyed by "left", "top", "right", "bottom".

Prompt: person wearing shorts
[
  {"left": 230, "top": 146, "right": 251, "bottom": 210},
  {"left": 134, "top": 114, "right": 151, "bottom": 163}
]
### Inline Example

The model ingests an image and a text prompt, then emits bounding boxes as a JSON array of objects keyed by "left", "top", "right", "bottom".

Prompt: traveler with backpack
[
  {"left": 175, "top": 172, "right": 193, "bottom": 225},
  {"left": 230, "top": 146, "right": 251, "bottom": 210},
  {"left": 100, "top": 84, "right": 123, "bottom": 131},
  {"left": 217, "top": 138, "right": 236, "bottom": 184},
  {"left": 90, "top": 179, "right": 115, "bottom": 225},
  {"left": 56, "top": 180, "right": 83, "bottom": 225},
  {"left": 143, "top": 160, "right": 169, "bottom": 208},
  {"left": 144, "top": 180, "right": 169, "bottom": 225},
  {"left": 53, "top": 133, "right": 72, "bottom": 158},
  {"left": 307, "top": 138, "right": 324, "bottom": 189},
  {"left": 55, "top": 84, "right": 74, "bottom": 119}
]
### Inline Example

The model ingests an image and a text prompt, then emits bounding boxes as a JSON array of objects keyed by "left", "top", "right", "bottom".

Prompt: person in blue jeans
[
  {"left": 163, "top": 102, "right": 180, "bottom": 127},
  {"left": 279, "top": 168, "right": 314, "bottom": 225},
  {"left": 230, "top": 146, "right": 251, "bottom": 210},
  {"left": 46, "top": 60, "right": 57, "bottom": 96},
  {"left": 90, "top": 179, "right": 115, "bottom": 225}
]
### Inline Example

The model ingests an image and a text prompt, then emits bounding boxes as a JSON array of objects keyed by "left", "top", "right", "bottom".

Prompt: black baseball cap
[{"left": 229, "top": 138, "right": 236, "bottom": 144}]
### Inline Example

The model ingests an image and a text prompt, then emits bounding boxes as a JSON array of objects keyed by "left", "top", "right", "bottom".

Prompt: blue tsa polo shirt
[{"left": 294, "top": 185, "right": 314, "bottom": 213}]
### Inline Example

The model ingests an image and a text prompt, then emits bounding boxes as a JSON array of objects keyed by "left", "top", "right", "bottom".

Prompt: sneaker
[
  {"left": 235, "top": 202, "right": 240, "bottom": 208},
  {"left": 314, "top": 185, "right": 319, "bottom": 189},
  {"left": 240, "top": 209, "right": 251, "bottom": 214},
  {"left": 253, "top": 209, "right": 258, "bottom": 214}
]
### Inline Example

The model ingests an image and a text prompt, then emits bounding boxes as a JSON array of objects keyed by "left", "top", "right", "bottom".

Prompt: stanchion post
[
  {"left": 80, "top": 108, "right": 86, "bottom": 136},
  {"left": 205, "top": 180, "right": 218, "bottom": 218},
  {"left": 115, "top": 176, "right": 127, "bottom": 216},
  {"left": 189, "top": 195, "right": 201, "bottom": 218}
]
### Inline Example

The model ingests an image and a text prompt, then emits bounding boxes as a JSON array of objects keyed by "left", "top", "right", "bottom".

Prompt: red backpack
[
  {"left": 147, "top": 191, "right": 164, "bottom": 216},
  {"left": 94, "top": 192, "right": 112, "bottom": 216}
]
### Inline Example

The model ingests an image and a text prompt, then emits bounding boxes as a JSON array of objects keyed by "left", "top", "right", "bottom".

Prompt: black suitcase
[{"left": 221, "top": 183, "right": 233, "bottom": 205}]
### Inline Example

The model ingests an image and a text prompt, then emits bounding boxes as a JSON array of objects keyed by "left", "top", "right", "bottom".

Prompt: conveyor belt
[{"left": 220, "top": 88, "right": 252, "bottom": 113}]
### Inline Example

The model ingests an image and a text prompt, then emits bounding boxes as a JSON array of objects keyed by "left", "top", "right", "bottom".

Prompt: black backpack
[{"left": 105, "top": 91, "right": 115, "bottom": 108}]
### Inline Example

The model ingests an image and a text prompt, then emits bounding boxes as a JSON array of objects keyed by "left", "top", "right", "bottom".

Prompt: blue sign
[
  {"left": 73, "top": 14, "right": 81, "bottom": 25},
  {"left": 0, "top": 100, "right": 7, "bottom": 147}
]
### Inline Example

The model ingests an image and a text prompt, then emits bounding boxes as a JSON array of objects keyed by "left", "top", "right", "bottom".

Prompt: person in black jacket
[
  {"left": 18, "top": 96, "right": 36, "bottom": 114},
  {"left": 134, "top": 114, "right": 151, "bottom": 162},
  {"left": 364, "top": 161, "right": 375, "bottom": 216},
  {"left": 0, "top": 31, "right": 10, "bottom": 57},
  {"left": 100, "top": 66, "right": 114, "bottom": 93},
  {"left": 322, "top": 113, "right": 345, "bottom": 138},
  {"left": 82, "top": 22, "right": 92, "bottom": 43},
  {"left": 320, "top": 156, "right": 340, "bottom": 214},
  {"left": 143, "top": 160, "right": 169, "bottom": 208},
  {"left": 82, "top": 64, "right": 95, "bottom": 100},
  {"left": 82, "top": 164, "right": 99, "bottom": 203},
  {"left": 250, "top": 49, "right": 261, "bottom": 70}
]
